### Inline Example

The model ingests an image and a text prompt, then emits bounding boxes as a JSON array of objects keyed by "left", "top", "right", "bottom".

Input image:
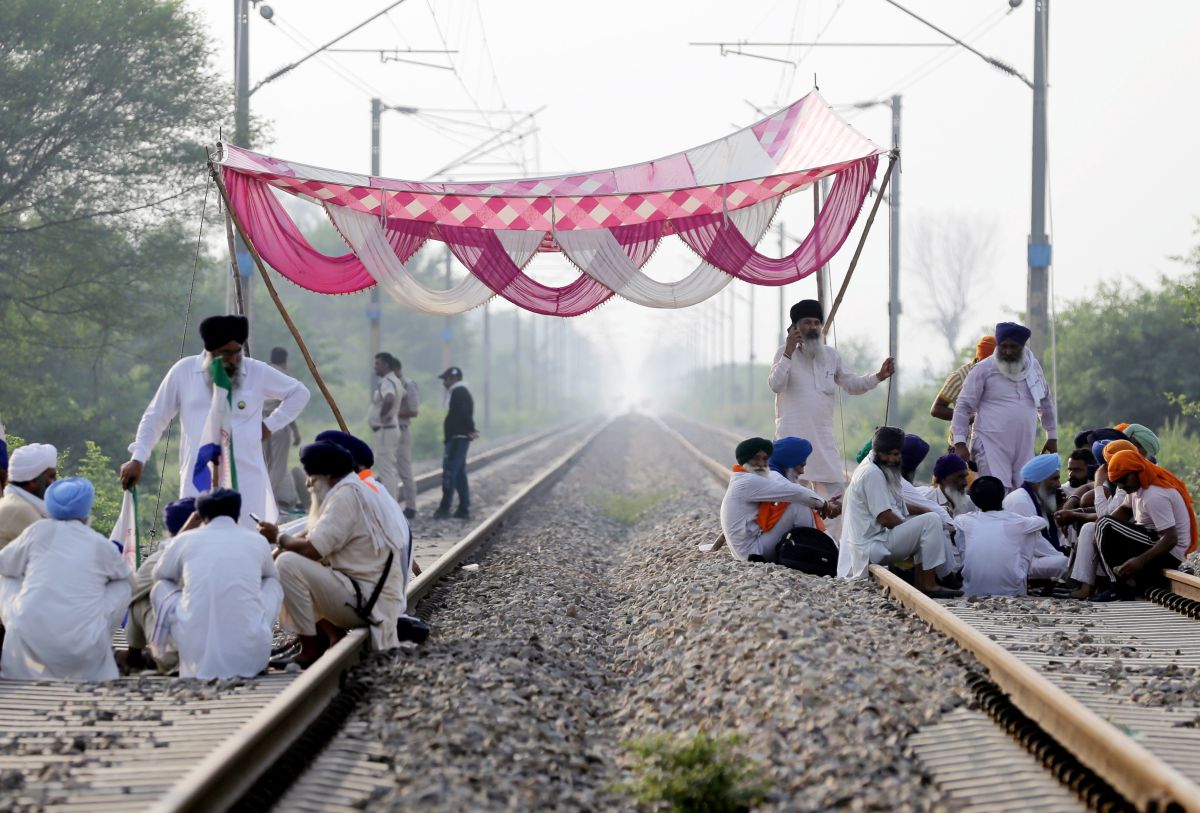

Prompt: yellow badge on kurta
[{"left": 237, "top": 400, "right": 246, "bottom": 410}]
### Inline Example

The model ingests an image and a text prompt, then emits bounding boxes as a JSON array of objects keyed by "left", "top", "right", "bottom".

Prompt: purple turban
[
  {"left": 901, "top": 434, "right": 931, "bottom": 474},
  {"left": 995, "top": 322, "right": 1032, "bottom": 346},
  {"left": 932, "top": 453, "right": 968, "bottom": 482},
  {"left": 769, "top": 437, "right": 813, "bottom": 476},
  {"left": 163, "top": 497, "right": 196, "bottom": 537}
]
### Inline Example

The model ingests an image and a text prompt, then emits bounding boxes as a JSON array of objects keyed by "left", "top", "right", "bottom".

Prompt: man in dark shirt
[{"left": 434, "top": 367, "right": 478, "bottom": 520}]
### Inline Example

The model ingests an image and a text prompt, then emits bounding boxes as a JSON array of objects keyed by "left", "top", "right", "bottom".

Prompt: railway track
[
  {"left": 661, "top": 411, "right": 1200, "bottom": 812},
  {"left": 0, "top": 418, "right": 606, "bottom": 813}
]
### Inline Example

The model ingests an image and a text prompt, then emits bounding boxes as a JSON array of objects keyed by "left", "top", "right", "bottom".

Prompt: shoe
[
  {"left": 403, "top": 508, "right": 416, "bottom": 520},
  {"left": 453, "top": 508, "right": 470, "bottom": 520},
  {"left": 924, "top": 587, "right": 963, "bottom": 599},
  {"left": 433, "top": 508, "right": 450, "bottom": 520},
  {"left": 1087, "top": 589, "right": 1123, "bottom": 602}
]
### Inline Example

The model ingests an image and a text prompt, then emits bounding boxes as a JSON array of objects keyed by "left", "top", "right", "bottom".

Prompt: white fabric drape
[{"left": 556, "top": 199, "right": 778, "bottom": 309}]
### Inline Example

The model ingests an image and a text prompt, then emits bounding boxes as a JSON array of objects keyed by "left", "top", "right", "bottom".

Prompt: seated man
[
  {"left": 150, "top": 489, "right": 282, "bottom": 679},
  {"left": 0, "top": 478, "right": 134, "bottom": 681},
  {"left": 0, "top": 443, "right": 57, "bottom": 549},
  {"left": 261, "top": 441, "right": 408, "bottom": 665},
  {"left": 1095, "top": 450, "right": 1196, "bottom": 600},
  {"left": 1123, "top": 423, "right": 1160, "bottom": 462},
  {"left": 838, "top": 427, "right": 958, "bottom": 597},
  {"left": 1064, "top": 440, "right": 1134, "bottom": 599},
  {"left": 125, "top": 497, "right": 197, "bottom": 672},
  {"left": 1001, "top": 453, "right": 1069, "bottom": 581},
  {"left": 916, "top": 452, "right": 977, "bottom": 573},
  {"left": 955, "top": 476, "right": 1051, "bottom": 597},
  {"left": 719, "top": 437, "right": 834, "bottom": 563},
  {"left": 897, "top": 435, "right": 959, "bottom": 581}
]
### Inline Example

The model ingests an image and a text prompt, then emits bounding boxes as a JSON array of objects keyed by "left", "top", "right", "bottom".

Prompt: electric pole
[
  {"left": 233, "top": 0, "right": 254, "bottom": 350},
  {"left": 369, "top": 98, "right": 383, "bottom": 388},
  {"left": 482, "top": 304, "right": 491, "bottom": 430},
  {"left": 1028, "top": 0, "right": 1051, "bottom": 358},
  {"left": 887, "top": 95, "right": 901, "bottom": 420}
]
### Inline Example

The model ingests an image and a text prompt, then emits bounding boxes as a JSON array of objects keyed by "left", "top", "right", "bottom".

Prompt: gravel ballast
[{"left": 278, "top": 413, "right": 981, "bottom": 812}]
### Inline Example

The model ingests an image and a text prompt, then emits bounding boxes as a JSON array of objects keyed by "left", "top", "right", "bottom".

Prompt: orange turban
[
  {"left": 975, "top": 335, "right": 996, "bottom": 362},
  {"left": 1107, "top": 450, "right": 1197, "bottom": 555},
  {"left": 1102, "top": 439, "right": 1138, "bottom": 462},
  {"left": 1114, "top": 422, "right": 1130, "bottom": 432}
]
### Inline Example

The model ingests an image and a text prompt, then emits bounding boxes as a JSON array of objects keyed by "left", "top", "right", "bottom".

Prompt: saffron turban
[
  {"left": 1113, "top": 422, "right": 1130, "bottom": 432},
  {"left": 1102, "top": 439, "right": 1138, "bottom": 463},
  {"left": 932, "top": 453, "right": 968, "bottom": 482},
  {"left": 769, "top": 437, "right": 813, "bottom": 476},
  {"left": 735, "top": 437, "right": 773, "bottom": 465},
  {"left": 198, "top": 315, "right": 249, "bottom": 352},
  {"left": 1020, "top": 453, "right": 1060, "bottom": 484},
  {"left": 901, "top": 434, "right": 931, "bottom": 474},
  {"left": 994, "top": 322, "right": 1032, "bottom": 346},
  {"left": 855, "top": 438, "right": 873, "bottom": 464},
  {"left": 1124, "top": 423, "right": 1161, "bottom": 458},
  {"left": 8, "top": 443, "right": 57, "bottom": 482},
  {"left": 968, "top": 475, "right": 1005, "bottom": 512},
  {"left": 789, "top": 299, "right": 823, "bottom": 324},
  {"left": 1107, "top": 450, "right": 1197, "bottom": 555},
  {"left": 315, "top": 430, "right": 374, "bottom": 470},
  {"left": 975, "top": 335, "right": 996, "bottom": 361},
  {"left": 163, "top": 497, "right": 196, "bottom": 537},
  {"left": 45, "top": 477, "right": 94, "bottom": 521},
  {"left": 300, "top": 441, "right": 355, "bottom": 479},
  {"left": 196, "top": 488, "right": 242, "bottom": 521},
  {"left": 872, "top": 426, "right": 905, "bottom": 455}
]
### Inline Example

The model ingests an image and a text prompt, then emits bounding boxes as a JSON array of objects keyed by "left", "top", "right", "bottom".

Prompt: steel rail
[
  {"left": 412, "top": 419, "right": 583, "bottom": 492},
  {"left": 150, "top": 416, "right": 611, "bottom": 813},
  {"left": 662, "top": 416, "right": 1200, "bottom": 812}
]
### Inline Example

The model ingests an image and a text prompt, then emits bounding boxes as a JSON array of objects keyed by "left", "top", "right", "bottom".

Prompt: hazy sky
[{"left": 193, "top": 0, "right": 1200, "bottom": 402}]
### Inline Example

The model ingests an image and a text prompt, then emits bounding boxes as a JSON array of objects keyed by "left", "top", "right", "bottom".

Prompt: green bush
[{"left": 616, "top": 732, "right": 768, "bottom": 813}]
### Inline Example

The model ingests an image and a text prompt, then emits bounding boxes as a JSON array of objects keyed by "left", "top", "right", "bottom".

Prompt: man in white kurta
[
  {"left": 719, "top": 437, "right": 829, "bottom": 562},
  {"left": 126, "top": 497, "right": 196, "bottom": 672},
  {"left": 0, "top": 478, "right": 134, "bottom": 681},
  {"left": 956, "top": 475, "right": 1050, "bottom": 597},
  {"left": 1001, "top": 453, "right": 1070, "bottom": 581},
  {"left": 951, "top": 321, "right": 1057, "bottom": 490},
  {"left": 769, "top": 300, "right": 894, "bottom": 539},
  {"left": 151, "top": 489, "right": 282, "bottom": 679},
  {"left": 121, "top": 315, "right": 310, "bottom": 530}
]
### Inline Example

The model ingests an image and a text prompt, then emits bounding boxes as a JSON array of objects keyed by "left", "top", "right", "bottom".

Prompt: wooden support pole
[
  {"left": 208, "top": 161, "right": 349, "bottom": 432},
  {"left": 221, "top": 200, "right": 246, "bottom": 319},
  {"left": 823, "top": 152, "right": 897, "bottom": 337}
]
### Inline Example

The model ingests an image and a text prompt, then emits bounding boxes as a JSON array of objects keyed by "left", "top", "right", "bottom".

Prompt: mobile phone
[{"left": 249, "top": 512, "right": 263, "bottom": 524}]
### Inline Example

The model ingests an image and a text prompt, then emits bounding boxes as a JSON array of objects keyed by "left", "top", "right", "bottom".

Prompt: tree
[{"left": 908, "top": 213, "right": 997, "bottom": 362}]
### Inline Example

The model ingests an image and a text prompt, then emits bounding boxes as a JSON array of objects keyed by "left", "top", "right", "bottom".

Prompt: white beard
[
  {"left": 800, "top": 333, "right": 823, "bottom": 360},
  {"left": 875, "top": 459, "right": 904, "bottom": 494},
  {"left": 1036, "top": 483, "right": 1058, "bottom": 512},
  {"left": 745, "top": 465, "right": 770, "bottom": 478},
  {"left": 202, "top": 352, "right": 244, "bottom": 389},
  {"left": 995, "top": 350, "right": 1029, "bottom": 382},
  {"left": 306, "top": 478, "right": 332, "bottom": 531},
  {"left": 941, "top": 485, "right": 967, "bottom": 514}
]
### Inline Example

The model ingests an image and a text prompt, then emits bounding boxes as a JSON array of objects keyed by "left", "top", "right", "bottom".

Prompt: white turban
[{"left": 8, "top": 443, "right": 58, "bottom": 482}]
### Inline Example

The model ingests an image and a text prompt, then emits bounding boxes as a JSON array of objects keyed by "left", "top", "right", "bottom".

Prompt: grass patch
[
  {"left": 594, "top": 490, "right": 671, "bottom": 525},
  {"left": 615, "top": 732, "right": 769, "bottom": 813}
]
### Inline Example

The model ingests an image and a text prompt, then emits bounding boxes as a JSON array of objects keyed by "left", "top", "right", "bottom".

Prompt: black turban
[
  {"left": 315, "top": 430, "right": 374, "bottom": 470},
  {"left": 968, "top": 475, "right": 1006, "bottom": 512},
  {"left": 735, "top": 437, "right": 773, "bottom": 465},
  {"left": 195, "top": 488, "right": 242, "bottom": 521},
  {"left": 300, "top": 441, "right": 355, "bottom": 479},
  {"left": 789, "top": 299, "right": 824, "bottom": 325},
  {"left": 872, "top": 426, "right": 905, "bottom": 455},
  {"left": 199, "top": 315, "right": 249, "bottom": 352}
]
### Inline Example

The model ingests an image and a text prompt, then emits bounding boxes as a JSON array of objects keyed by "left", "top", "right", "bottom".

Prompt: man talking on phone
[{"left": 768, "top": 300, "right": 895, "bottom": 541}]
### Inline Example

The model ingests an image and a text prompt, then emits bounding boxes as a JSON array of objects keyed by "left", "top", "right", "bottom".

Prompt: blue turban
[
  {"left": 1020, "top": 453, "right": 1061, "bottom": 484},
  {"left": 769, "top": 437, "right": 813, "bottom": 476},
  {"left": 901, "top": 434, "right": 931, "bottom": 474},
  {"left": 314, "top": 430, "right": 374, "bottom": 470},
  {"left": 45, "top": 477, "right": 95, "bottom": 521},
  {"left": 196, "top": 488, "right": 241, "bottom": 522},
  {"left": 995, "top": 322, "right": 1032, "bottom": 346},
  {"left": 0, "top": 438, "right": 7, "bottom": 471},
  {"left": 163, "top": 497, "right": 196, "bottom": 537},
  {"left": 1091, "top": 439, "right": 1115, "bottom": 465}
]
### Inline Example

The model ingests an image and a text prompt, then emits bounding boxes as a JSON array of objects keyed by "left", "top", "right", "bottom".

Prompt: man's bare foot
[{"left": 1069, "top": 584, "right": 1092, "bottom": 599}]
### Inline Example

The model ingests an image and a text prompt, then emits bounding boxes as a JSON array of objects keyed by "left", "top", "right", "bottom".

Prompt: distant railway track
[
  {"left": 661, "top": 411, "right": 1200, "bottom": 812},
  {"left": 0, "top": 418, "right": 607, "bottom": 813}
]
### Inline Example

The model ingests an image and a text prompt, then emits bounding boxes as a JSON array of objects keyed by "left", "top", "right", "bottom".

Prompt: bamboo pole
[
  {"left": 823, "top": 152, "right": 897, "bottom": 337},
  {"left": 207, "top": 161, "right": 349, "bottom": 432},
  {"left": 221, "top": 202, "right": 246, "bottom": 321}
]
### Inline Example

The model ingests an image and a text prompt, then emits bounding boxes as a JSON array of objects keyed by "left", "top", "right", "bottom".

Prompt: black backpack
[{"left": 774, "top": 526, "right": 839, "bottom": 577}]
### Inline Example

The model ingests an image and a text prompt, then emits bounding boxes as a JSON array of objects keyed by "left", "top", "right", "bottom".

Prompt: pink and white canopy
[{"left": 220, "top": 91, "right": 883, "bottom": 317}]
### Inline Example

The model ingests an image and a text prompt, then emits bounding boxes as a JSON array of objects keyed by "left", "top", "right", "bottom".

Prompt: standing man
[
  {"left": 433, "top": 367, "right": 477, "bottom": 521},
  {"left": 930, "top": 335, "right": 995, "bottom": 451},
  {"left": 370, "top": 353, "right": 420, "bottom": 518},
  {"left": 120, "top": 315, "right": 311, "bottom": 529},
  {"left": 0, "top": 443, "right": 57, "bottom": 549},
  {"left": 951, "top": 321, "right": 1057, "bottom": 490},
  {"left": 769, "top": 299, "right": 895, "bottom": 539},
  {"left": 263, "top": 347, "right": 302, "bottom": 513}
]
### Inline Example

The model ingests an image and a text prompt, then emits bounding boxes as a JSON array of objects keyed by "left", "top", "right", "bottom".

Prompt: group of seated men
[
  {"left": 0, "top": 430, "right": 414, "bottom": 681},
  {"left": 720, "top": 422, "right": 1196, "bottom": 601}
]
